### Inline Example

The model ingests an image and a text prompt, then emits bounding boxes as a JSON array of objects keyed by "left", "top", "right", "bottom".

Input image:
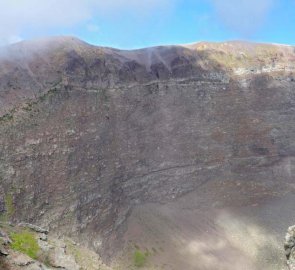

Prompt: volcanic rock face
[{"left": 0, "top": 37, "right": 295, "bottom": 269}]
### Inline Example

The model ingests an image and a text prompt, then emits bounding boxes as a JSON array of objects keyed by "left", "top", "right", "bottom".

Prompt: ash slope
[{"left": 0, "top": 37, "right": 295, "bottom": 269}]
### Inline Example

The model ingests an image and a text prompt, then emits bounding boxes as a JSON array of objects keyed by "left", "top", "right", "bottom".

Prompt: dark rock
[
  {"left": 18, "top": 223, "right": 49, "bottom": 234},
  {"left": 0, "top": 246, "right": 9, "bottom": 256},
  {"left": 0, "top": 230, "right": 12, "bottom": 245},
  {"left": 285, "top": 226, "right": 295, "bottom": 269},
  {"left": 39, "top": 233, "right": 47, "bottom": 241}
]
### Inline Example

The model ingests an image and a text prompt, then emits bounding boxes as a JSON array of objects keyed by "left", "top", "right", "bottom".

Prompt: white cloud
[
  {"left": 86, "top": 24, "right": 100, "bottom": 33},
  {"left": 209, "top": 0, "right": 275, "bottom": 36},
  {"left": 0, "top": 0, "right": 277, "bottom": 46},
  {"left": 0, "top": 0, "right": 172, "bottom": 45}
]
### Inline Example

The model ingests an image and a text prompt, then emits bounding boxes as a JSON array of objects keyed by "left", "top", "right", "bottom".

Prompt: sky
[{"left": 0, "top": 0, "right": 294, "bottom": 49}]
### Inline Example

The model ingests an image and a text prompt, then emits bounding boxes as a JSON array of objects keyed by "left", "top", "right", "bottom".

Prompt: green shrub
[
  {"left": 10, "top": 231, "right": 40, "bottom": 259},
  {"left": 133, "top": 250, "right": 147, "bottom": 268}
]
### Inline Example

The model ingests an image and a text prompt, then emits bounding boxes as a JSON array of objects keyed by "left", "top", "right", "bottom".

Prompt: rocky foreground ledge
[
  {"left": 0, "top": 222, "right": 110, "bottom": 270},
  {"left": 1, "top": 221, "right": 295, "bottom": 270},
  {"left": 285, "top": 226, "right": 295, "bottom": 270}
]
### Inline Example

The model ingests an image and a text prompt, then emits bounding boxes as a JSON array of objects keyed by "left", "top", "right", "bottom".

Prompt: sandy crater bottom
[{"left": 118, "top": 180, "right": 295, "bottom": 270}]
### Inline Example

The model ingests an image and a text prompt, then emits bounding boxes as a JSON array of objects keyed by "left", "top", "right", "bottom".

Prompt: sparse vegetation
[
  {"left": 10, "top": 230, "right": 40, "bottom": 259},
  {"left": 133, "top": 250, "right": 148, "bottom": 268},
  {"left": 23, "top": 102, "right": 34, "bottom": 111},
  {"left": 65, "top": 238, "right": 109, "bottom": 270},
  {"left": 0, "top": 193, "right": 15, "bottom": 222},
  {"left": 39, "top": 87, "right": 58, "bottom": 102},
  {"left": 5, "top": 193, "right": 14, "bottom": 218},
  {"left": 0, "top": 113, "right": 13, "bottom": 123},
  {"left": 0, "top": 83, "right": 61, "bottom": 124}
]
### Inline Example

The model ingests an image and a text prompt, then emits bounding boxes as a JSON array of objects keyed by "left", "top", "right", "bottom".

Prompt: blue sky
[{"left": 0, "top": 0, "right": 294, "bottom": 49}]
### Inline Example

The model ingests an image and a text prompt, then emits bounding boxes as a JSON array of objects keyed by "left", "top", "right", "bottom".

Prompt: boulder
[{"left": 18, "top": 223, "right": 49, "bottom": 234}]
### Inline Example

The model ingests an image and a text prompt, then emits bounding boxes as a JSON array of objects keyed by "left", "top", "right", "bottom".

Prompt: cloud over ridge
[{"left": 0, "top": 0, "right": 171, "bottom": 45}]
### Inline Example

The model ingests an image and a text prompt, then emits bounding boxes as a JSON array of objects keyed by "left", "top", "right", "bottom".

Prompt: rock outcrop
[
  {"left": 0, "top": 37, "right": 295, "bottom": 268},
  {"left": 285, "top": 226, "right": 295, "bottom": 270},
  {"left": 0, "top": 222, "right": 110, "bottom": 270}
]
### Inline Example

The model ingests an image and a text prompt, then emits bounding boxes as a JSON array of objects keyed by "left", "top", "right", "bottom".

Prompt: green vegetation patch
[
  {"left": 0, "top": 193, "right": 15, "bottom": 222},
  {"left": 5, "top": 193, "right": 14, "bottom": 218},
  {"left": 10, "top": 230, "right": 40, "bottom": 259},
  {"left": 133, "top": 249, "right": 148, "bottom": 268}
]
